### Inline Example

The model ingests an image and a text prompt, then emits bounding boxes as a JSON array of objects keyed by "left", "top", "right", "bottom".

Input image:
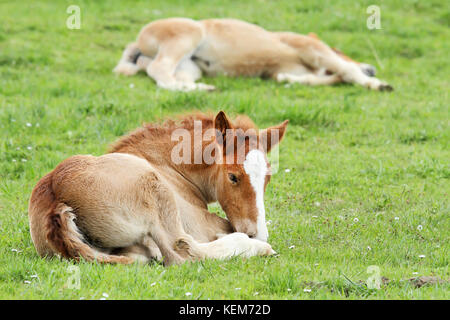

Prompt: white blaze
[{"left": 243, "top": 149, "right": 268, "bottom": 242}]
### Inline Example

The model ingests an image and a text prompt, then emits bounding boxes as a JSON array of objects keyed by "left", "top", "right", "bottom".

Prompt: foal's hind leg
[
  {"left": 112, "top": 236, "right": 162, "bottom": 264},
  {"left": 307, "top": 41, "right": 392, "bottom": 91},
  {"left": 308, "top": 33, "right": 377, "bottom": 78},
  {"left": 278, "top": 33, "right": 392, "bottom": 91},
  {"left": 322, "top": 54, "right": 393, "bottom": 91}
]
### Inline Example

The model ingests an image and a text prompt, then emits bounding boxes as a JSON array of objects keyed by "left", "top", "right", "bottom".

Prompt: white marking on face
[{"left": 243, "top": 149, "right": 268, "bottom": 242}]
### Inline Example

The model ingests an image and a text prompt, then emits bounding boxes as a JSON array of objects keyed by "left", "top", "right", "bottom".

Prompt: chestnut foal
[{"left": 28, "top": 112, "right": 288, "bottom": 266}]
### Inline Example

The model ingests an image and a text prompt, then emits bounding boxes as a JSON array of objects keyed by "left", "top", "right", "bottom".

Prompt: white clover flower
[
  {"left": 353, "top": 218, "right": 359, "bottom": 222},
  {"left": 285, "top": 169, "right": 291, "bottom": 173},
  {"left": 26, "top": 122, "right": 32, "bottom": 127},
  {"left": 394, "top": 217, "right": 399, "bottom": 221},
  {"left": 129, "top": 83, "right": 135, "bottom": 88},
  {"left": 417, "top": 225, "right": 423, "bottom": 231},
  {"left": 303, "top": 288, "right": 312, "bottom": 293},
  {"left": 27, "top": 146, "right": 32, "bottom": 150}
]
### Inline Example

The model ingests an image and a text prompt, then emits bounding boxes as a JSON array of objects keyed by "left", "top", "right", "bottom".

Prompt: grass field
[{"left": 0, "top": 0, "right": 449, "bottom": 299}]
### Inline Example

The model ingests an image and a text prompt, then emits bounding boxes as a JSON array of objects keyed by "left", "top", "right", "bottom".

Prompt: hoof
[
  {"left": 379, "top": 83, "right": 394, "bottom": 92},
  {"left": 360, "top": 64, "right": 377, "bottom": 77}
]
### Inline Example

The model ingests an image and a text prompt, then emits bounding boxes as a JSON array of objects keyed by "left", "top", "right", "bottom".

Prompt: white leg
[
  {"left": 175, "top": 233, "right": 275, "bottom": 260},
  {"left": 146, "top": 39, "right": 215, "bottom": 92},
  {"left": 279, "top": 33, "right": 392, "bottom": 91},
  {"left": 175, "top": 58, "right": 202, "bottom": 82},
  {"left": 147, "top": 58, "right": 215, "bottom": 92},
  {"left": 277, "top": 72, "right": 342, "bottom": 86},
  {"left": 133, "top": 55, "right": 205, "bottom": 85},
  {"left": 314, "top": 51, "right": 392, "bottom": 91},
  {"left": 336, "top": 60, "right": 392, "bottom": 91},
  {"left": 175, "top": 58, "right": 215, "bottom": 91}
]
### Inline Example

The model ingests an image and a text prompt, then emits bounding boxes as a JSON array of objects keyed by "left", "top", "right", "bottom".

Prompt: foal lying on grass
[
  {"left": 28, "top": 111, "right": 288, "bottom": 266},
  {"left": 114, "top": 17, "right": 393, "bottom": 91}
]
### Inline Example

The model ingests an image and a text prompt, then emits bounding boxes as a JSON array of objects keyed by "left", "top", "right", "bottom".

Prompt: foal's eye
[{"left": 228, "top": 173, "right": 238, "bottom": 184}]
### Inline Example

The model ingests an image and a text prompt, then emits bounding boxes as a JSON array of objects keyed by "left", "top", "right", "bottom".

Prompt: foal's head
[{"left": 212, "top": 111, "right": 288, "bottom": 242}]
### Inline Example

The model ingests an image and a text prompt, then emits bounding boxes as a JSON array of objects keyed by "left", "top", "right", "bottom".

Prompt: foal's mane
[{"left": 109, "top": 111, "right": 258, "bottom": 154}]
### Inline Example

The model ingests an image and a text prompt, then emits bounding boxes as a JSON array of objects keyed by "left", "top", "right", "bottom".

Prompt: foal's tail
[
  {"left": 113, "top": 42, "right": 149, "bottom": 76},
  {"left": 28, "top": 173, "right": 133, "bottom": 264}
]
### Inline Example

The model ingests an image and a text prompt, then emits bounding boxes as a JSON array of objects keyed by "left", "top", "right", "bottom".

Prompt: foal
[
  {"left": 28, "top": 112, "right": 288, "bottom": 266},
  {"left": 114, "top": 18, "right": 393, "bottom": 91}
]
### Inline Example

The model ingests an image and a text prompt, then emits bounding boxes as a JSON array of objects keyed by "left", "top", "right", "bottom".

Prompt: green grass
[{"left": 0, "top": 0, "right": 449, "bottom": 299}]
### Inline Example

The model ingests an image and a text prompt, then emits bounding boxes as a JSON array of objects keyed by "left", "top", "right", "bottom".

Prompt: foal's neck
[{"left": 112, "top": 131, "right": 219, "bottom": 206}]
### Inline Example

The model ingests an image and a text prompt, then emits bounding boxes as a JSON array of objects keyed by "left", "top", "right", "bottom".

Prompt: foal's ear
[
  {"left": 214, "top": 111, "right": 233, "bottom": 146},
  {"left": 259, "top": 120, "right": 289, "bottom": 153}
]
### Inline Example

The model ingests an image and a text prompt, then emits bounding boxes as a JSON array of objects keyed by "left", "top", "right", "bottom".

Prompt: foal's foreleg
[
  {"left": 147, "top": 42, "right": 215, "bottom": 91},
  {"left": 175, "top": 233, "right": 275, "bottom": 261},
  {"left": 138, "top": 173, "right": 193, "bottom": 266},
  {"left": 142, "top": 21, "right": 214, "bottom": 91}
]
